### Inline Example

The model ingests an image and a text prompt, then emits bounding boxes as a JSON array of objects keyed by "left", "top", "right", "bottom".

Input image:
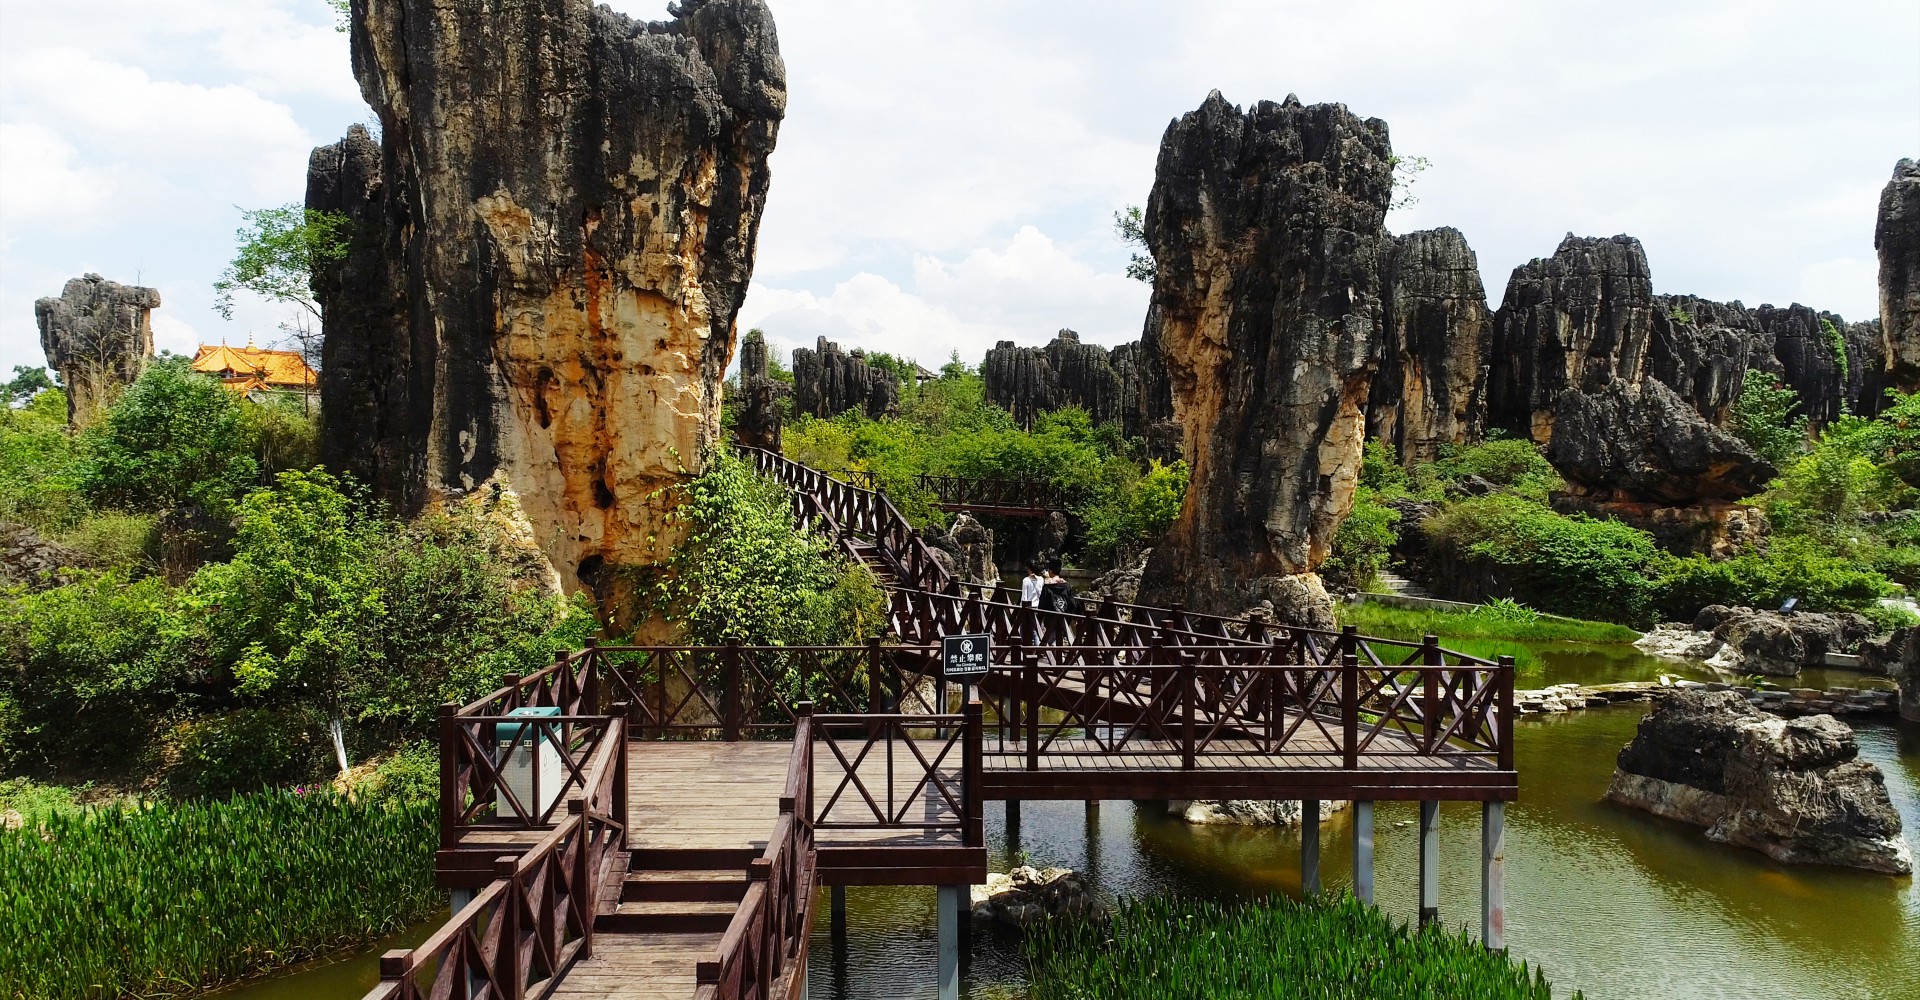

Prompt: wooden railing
[
  {"left": 695, "top": 713, "right": 818, "bottom": 1000},
  {"left": 738, "top": 445, "right": 948, "bottom": 591},
  {"left": 369, "top": 716, "right": 627, "bottom": 1000},
  {"left": 978, "top": 644, "right": 1513, "bottom": 771},
  {"left": 810, "top": 702, "right": 983, "bottom": 846},
  {"left": 440, "top": 712, "right": 623, "bottom": 837}
]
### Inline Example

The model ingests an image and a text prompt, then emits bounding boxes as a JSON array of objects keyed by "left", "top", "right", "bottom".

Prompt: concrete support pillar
[
  {"left": 830, "top": 884, "right": 846, "bottom": 939},
  {"left": 1482, "top": 801, "right": 1506, "bottom": 950},
  {"left": 1300, "top": 799, "right": 1321, "bottom": 896},
  {"left": 937, "top": 883, "right": 963, "bottom": 1000},
  {"left": 1351, "top": 800, "right": 1375, "bottom": 904},
  {"left": 1418, "top": 800, "right": 1440, "bottom": 927},
  {"left": 450, "top": 886, "right": 475, "bottom": 914}
]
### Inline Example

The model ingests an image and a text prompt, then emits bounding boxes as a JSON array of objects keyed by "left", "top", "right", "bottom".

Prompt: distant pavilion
[{"left": 190, "top": 342, "right": 318, "bottom": 403}]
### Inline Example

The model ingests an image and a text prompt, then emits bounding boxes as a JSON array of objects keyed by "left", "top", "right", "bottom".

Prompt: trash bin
[{"left": 496, "top": 706, "right": 563, "bottom": 821}]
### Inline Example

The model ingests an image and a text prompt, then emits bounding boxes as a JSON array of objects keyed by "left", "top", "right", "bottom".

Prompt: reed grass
[
  {"left": 1339, "top": 601, "right": 1641, "bottom": 646},
  {"left": 1027, "top": 894, "right": 1580, "bottom": 1000},
  {"left": 0, "top": 788, "right": 438, "bottom": 999}
]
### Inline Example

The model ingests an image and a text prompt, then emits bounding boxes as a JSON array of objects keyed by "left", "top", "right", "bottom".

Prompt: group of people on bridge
[{"left": 1019, "top": 561, "right": 1078, "bottom": 615}]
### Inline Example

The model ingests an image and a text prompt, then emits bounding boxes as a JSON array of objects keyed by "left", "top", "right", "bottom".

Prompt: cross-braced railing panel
[{"left": 811, "top": 712, "right": 971, "bottom": 836}]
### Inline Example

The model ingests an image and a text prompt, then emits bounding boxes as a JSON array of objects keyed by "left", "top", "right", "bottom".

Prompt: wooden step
[
  {"left": 621, "top": 869, "right": 748, "bottom": 904},
  {"left": 628, "top": 846, "right": 760, "bottom": 871},
  {"left": 594, "top": 900, "right": 738, "bottom": 934}
]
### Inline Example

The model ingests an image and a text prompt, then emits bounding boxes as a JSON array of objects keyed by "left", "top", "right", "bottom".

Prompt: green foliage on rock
[
  {"left": 1324, "top": 489, "right": 1400, "bottom": 591},
  {"left": 1731, "top": 369, "right": 1807, "bottom": 468},
  {"left": 1027, "top": 893, "right": 1573, "bottom": 1000},
  {"left": 0, "top": 787, "right": 438, "bottom": 999},
  {"left": 649, "top": 449, "right": 886, "bottom": 646},
  {"left": 1423, "top": 494, "right": 1659, "bottom": 625}
]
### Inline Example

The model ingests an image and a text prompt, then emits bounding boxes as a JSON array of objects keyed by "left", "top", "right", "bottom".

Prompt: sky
[{"left": 1, "top": 0, "right": 1916, "bottom": 376}]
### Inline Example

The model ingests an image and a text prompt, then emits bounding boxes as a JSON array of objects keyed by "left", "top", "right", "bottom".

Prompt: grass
[
  {"left": 1027, "top": 894, "right": 1578, "bottom": 1000},
  {"left": 0, "top": 786, "right": 438, "bottom": 999},
  {"left": 1339, "top": 601, "right": 1641, "bottom": 646}
]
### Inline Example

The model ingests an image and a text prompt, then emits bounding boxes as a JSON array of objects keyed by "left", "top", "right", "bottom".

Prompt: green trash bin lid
[{"left": 498, "top": 705, "right": 561, "bottom": 741}]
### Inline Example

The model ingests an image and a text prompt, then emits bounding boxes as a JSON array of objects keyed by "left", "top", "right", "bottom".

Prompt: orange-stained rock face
[
  {"left": 1134, "top": 93, "right": 1393, "bottom": 626},
  {"left": 309, "top": 0, "right": 786, "bottom": 616}
]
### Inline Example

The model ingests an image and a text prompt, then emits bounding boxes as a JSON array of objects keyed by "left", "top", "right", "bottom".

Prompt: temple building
[{"left": 190, "top": 342, "right": 318, "bottom": 403}]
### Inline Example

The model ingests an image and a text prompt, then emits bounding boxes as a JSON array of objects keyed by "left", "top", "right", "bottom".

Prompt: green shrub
[
  {"left": 1863, "top": 602, "right": 1920, "bottom": 635},
  {"left": 1422, "top": 495, "right": 1659, "bottom": 625},
  {"left": 1323, "top": 488, "right": 1400, "bottom": 591},
  {"left": 0, "top": 387, "right": 88, "bottom": 534},
  {"left": 163, "top": 707, "right": 321, "bottom": 798},
  {"left": 1081, "top": 459, "right": 1189, "bottom": 566},
  {"left": 1430, "top": 438, "right": 1561, "bottom": 495},
  {"left": 74, "top": 358, "right": 261, "bottom": 518},
  {"left": 1731, "top": 369, "right": 1807, "bottom": 467},
  {"left": 57, "top": 511, "right": 159, "bottom": 571},
  {"left": 0, "top": 787, "right": 438, "bottom": 998},
  {"left": 1651, "top": 536, "right": 1894, "bottom": 622},
  {"left": 360, "top": 742, "right": 440, "bottom": 806},
  {"left": 1476, "top": 597, "right": 1541, "bottom": 623},
  {"left": 1027, "top": 894, "right": 1574, "bottom": 1000},
  {"left": 1336, "top": 601, "right": 1641, "bottom": 646},
  {"left": 0, "top": 777, "right": 85, "bottom": 824}
]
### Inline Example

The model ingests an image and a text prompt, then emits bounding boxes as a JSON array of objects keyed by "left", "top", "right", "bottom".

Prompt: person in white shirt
[{"left": 1020, "top": 563, "right": 1044, "bottom": 608}]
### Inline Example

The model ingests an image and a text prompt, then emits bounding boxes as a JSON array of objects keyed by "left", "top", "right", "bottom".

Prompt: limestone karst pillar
[{"left": 34, "top": 273, "right": 160, "bottom": 427}]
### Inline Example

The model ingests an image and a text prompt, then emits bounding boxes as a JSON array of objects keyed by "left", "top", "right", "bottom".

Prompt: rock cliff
[
  {"left": 1880, "top": 159, "right": 1920, "bottom": 392},
  {"left": 309, "top": 0, "right": 785, "bottom": 610},
  {"left": 982, "top": 330, "right": 1127, "bottom": 430},
  {"left": 1606, "top": 690, "right": 1909, "bottom": 874},
  {"left": 1134, "top": 92, "right": 1392, "bottom": 625},
  {"left": 733, "top": 328, "right": 785, "bottom": 449},
  {"left": 1367, "top": 227, "right": 1489, "bottom": 464},
  {"left": 791, "top": 336, "right": 898, "bottom": 420},
  {"left": 34, "top": 274, "right": 161, "bottom": 426}
]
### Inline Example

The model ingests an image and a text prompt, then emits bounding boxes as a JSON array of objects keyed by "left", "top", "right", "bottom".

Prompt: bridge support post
[
  {"left": 1300, "top": 799, "right": 1321, "bottom": 896},
  {"left": 1352, "top": 800, "right": 1375, "bottom": 904},
  {"left": 1482, "top": 801, "right": 1506, "bottom": 950},
  {"left": 1419, "top": 800, "right": 1439, "bottom": 926},
  {"left": 450, "top": 886, "right": 474, "bottom": 914},
  {"left": 937, "top": 883, "right": 963, "bottom": 1000},
  {"left": 1005, "top": 800, "right": 1021, "bottom": 856},
  {"left": 830, "top": 885, "right": 846, "bottom": 939}
]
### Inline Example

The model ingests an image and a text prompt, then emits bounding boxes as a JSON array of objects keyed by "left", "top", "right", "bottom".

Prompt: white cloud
[
  {"left": 0, "top": 123, "right": 116, "bottom": 235},
  {"left": 150, "top": 314, "right": 203, "bottom": 358}
]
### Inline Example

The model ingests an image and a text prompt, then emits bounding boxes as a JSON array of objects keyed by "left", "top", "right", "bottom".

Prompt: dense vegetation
[
  {"left": 1329, "top": 379, "right": 1920, "bottom": 630},
  {"left": 763, "top": 355, "right": 1187, "bottom": 567},
  {"left": 1027, "top": 894, "right": 1574, "bottom": 1000},
  {"left": 0, "top": 782, "right": 438, "bottom": 999}
]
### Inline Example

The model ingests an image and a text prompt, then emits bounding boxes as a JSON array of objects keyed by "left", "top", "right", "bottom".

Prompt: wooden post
[
  {"left": 1419, "top": 800, "right": 1440, "bottom": 927},
  {"left": 503, "top": 672, "right": 523, "bottom": 712},
  {"left": 1008, "top": 638, "right": 1025, "bottom": 744},
  {"left": 723, "top": 638, "right": 743, "bottom": 741},
  {"left": 1341, "top": 653, "right": 1360, "bottom": 771},
  {"left": 1301, "top": 799, "right": 1321, "bottom": 896},
  {"left": 611, "top": 705, "right": 630, "bottom": 848},
  {"left": 1497, "top": 655, "right": 1516, "bottom": 772},
  {"left": 1422, "top": 634, "right": 1441, "bottom": 752},
  {"left": 1339, "top": 624, "right": 1358, "bottom": 661},
  {"left": 830, "top": 884, "right": 847, "bottom": 939},
  {"left": 1180, "top": 650, "right": 1196, "bottom": 770},
  {"left": 437, "top": 703, "right": 460, "bottom": 852},
  {"left": 867, "top": 637, "right": 884, "bottom": 713},
  {"left": 570, "top": 798, "right": 594, "bottom": 960},
  {"left": 495, "top": 855, "right": 522, "bottom": 999},
  {"left": 1352, "top": 800, "right": 1375, "bottom": 904},
  {"left": 1025, "top": 650, "right": 1040, "bottom": 774},
  {"left": 1483, "top": 801, "right": 1506, "bottom": 949},
  {"left": 582, "top": 638, "right": 601, "bottom": 716},
  {"left": 1005, "top": 800, "right": 1022, "bottom": 855},
  {"left": 964, "top": 698, "right": 984, "bottom": 848}
]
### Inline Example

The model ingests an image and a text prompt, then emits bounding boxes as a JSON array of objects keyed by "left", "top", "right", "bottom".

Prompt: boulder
[
  {"left": 1082, "top": 548, "right": 1149, "bottom": 606},
  {"left": 0, "top": 522, "right": 97, "bottom": 591},
  {"left": 34, "top": 274, "right": 160, "bottom": 426},
  {"left": 308, "top": 0, "right": 786, "bottom": 616},
  {"left": 1367, "top": 227, "right": 1490, "bottom": 465},
  {"left": 1547, "top": 377, "right": 1772, "bottom": 506},
  {"left": 928, "top": 514, "right": 997, "bottom": 587},
  {"left": 969, "top": 866, "right": 1104, "bottom": 929},
  {"left": 1882, "top": 159, "right": 1920, "bottom": 393},
  {"left": 1168, "top": 798, "right": 1349, "bottom": 827},
  {"left": 1133, "top": 92, "right": 1392, "bottom": 624},
  {"left": 1605, "top": 690, "right": 1910, "bottom": 874},
  {"left": 1857, "top": 626, "right": 1920, "bottom": 722},
  {"left": 1692, "top": 605, "right": 1876, "bottom": 676}
]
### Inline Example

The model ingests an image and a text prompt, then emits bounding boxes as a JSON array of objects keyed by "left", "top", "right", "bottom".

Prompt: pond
[{"left": 206, "top": 635, "right": 1917, "bottom": 1000}]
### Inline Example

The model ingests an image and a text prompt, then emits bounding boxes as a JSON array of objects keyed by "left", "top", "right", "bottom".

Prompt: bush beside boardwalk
[
  {"left": 0, "top": 787, "right": 438, "bottom": 1000},
  {"left": 1027, "top": 895, "right": 1578, "bottom": 1000}
]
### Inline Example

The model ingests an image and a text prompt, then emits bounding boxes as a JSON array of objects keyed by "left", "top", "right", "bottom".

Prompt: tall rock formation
[
  {"left": 1134, "top": 93, "right": 1392, "bottom": 624},
  {"left": 1878, "top": 159, "right": 1920, "bottom": 393},
  {"left": 1367, "top": 228, "right": 1489, "bottom": 464},
  {"left": 982, "top": 330, "right": 1126, "bottom": 429},
  {"left": 34, "top": 274, "right": 161, "bottom": 426},
  {"left": 790, "top": 337, "right": 898, "bottom": 420},
  {"left": 733, "top": 328, "right": 785, "bottom": 449},
  {"left": 1486, "top": 236, "right": 1774, "bottom": 504},
  {"left": 308, "top": 0, "right": 786, "bottom": 609}
]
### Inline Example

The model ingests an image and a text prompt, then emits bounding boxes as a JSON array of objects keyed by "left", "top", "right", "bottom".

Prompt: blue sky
[{"left": 2, "top": 0, "right": 1916, "bottom": 375}]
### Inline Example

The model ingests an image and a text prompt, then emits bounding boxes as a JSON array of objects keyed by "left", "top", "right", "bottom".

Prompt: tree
[
  {"left": 214, "top": 204, "right": 350, "bottom": 323},
  {"left": 1731, "top": 369, "right": 1808, "bottom": 468},
  {"left": 1388, "top": 155, "right": 1431, "bottom": 210},
  {"left": 326, "top": 0, "right": 349, "bottom": 31},
  {"left": 4, "top": 366, "right": 55, "bottom": 407},
  {"left": 76, "top": 358, "right": 260, "bottom": 517},
  {"left": 1113, "top": 205, "right": 1155, "bottom": 283}
]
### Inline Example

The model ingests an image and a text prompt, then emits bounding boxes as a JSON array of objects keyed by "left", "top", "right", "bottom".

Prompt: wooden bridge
[{"left": 361, "top": 448, "right": 1518, "bottom": 1000}]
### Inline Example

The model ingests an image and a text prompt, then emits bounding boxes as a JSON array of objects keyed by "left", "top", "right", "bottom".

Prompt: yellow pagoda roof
[{"left": 191, "top": 343, "right": 317, "bottom": 391}]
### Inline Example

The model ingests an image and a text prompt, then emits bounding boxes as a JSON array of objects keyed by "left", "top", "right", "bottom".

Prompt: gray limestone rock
[
  {"left": 1547, "top": 377, "right": 1773, "bottom": 505},
  {"left": 1692, "top": 605, "right": 1876, "bottom": 677},
  {"left": 792, "top": 337, "right": 899, "bottom": 420},
  {"left": 1878, "top": 159, "right": 1920, "bottom": 393},
  {"left": 1368, "top": 227, "right": 1489, "bottom": 465},
  {"left": 34, "top": 274, "right": 160, "bottom": 426}
]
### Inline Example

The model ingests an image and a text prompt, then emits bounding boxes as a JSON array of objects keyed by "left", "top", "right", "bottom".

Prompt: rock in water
[
  {"left": 34, "top": 274, "right": 161, "bottom": 427},
  {"left": 1606, "top": 690, "right": 1910, "bottom": 874},
  {"left": 1134, "top": 92, "right": 1393, "bottom": 624},
  {"left": 1859, "top": 626, "right": 1920, "bottom": 722},
  {"left": 969, "top": 866, "right": 1104, "bottom": 929},
  {"left": 1881, "top": 159, "right": 1920, "bottom": 392},
  {"left": 1168, "top": 799, "right": 1349, "bottom": 827},
  {"left": 309, "top": 0, "right": 785, "bottom": 612},
  {"left": 1368, "top": 227, "right": 1490, "bottom": 465}
]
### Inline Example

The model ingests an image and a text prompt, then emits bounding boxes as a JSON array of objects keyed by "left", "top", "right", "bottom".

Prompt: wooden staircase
[
  {"left": 595, "top": 848, "right": 757, "bottom": 935},
  {"left": 847, "top": 539, "right": 900, "bottom": 588}
]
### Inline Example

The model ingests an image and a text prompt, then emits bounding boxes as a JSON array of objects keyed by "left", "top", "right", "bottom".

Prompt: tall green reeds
[
  {"left": 0, "top": 788, "right": 438, "bottom": 999},
  {"left": 1027, "top": 894, "right": 1580, "bottom": 1000}
]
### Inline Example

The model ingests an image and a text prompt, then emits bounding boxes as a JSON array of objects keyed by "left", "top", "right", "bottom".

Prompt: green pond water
[{"left": 210, "top": 636, "right": 1920, "bottom": 1000}]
